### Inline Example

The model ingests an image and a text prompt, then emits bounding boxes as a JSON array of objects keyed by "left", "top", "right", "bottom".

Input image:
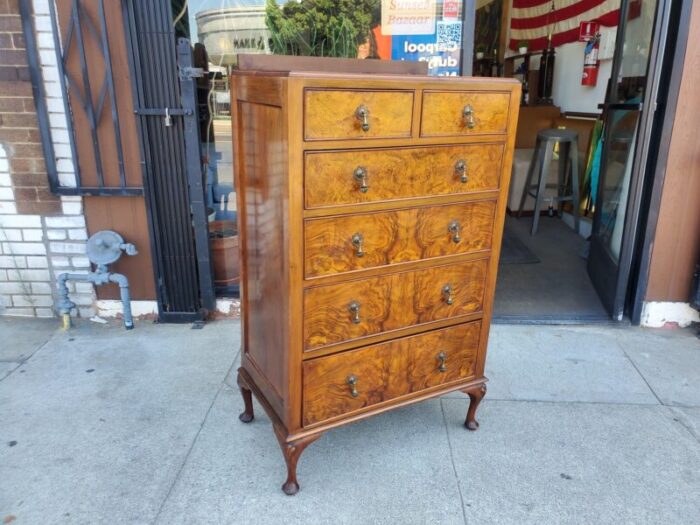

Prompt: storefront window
[{"left": 178, "top": 0, "right": 467, "bottom": 296}]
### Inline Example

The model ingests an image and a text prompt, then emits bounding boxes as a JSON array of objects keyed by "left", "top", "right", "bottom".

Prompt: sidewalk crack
[
  {"left": 152, "top": 383, "right": 224, "bottom": 525},
  {"left": 440, "top": 398, "right": 470, "bottom": 525}
]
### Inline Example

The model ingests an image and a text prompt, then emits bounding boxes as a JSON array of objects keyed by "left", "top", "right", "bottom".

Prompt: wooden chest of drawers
[{"left": 232, "top": 57, "right": 520, "bottom": 495}]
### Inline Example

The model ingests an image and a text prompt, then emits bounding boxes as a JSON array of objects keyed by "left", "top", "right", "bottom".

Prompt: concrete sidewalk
[{"left": 0, "top": 318, "right": 698, "bottom": 524}]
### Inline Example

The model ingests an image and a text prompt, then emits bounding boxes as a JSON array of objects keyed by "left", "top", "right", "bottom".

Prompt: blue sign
[{"left": 391, "top": 21, "right": 462, "bottom": 76}]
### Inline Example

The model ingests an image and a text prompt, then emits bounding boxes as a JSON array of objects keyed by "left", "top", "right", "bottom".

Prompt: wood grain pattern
[
  {"left": 303, "top": 321, "right": 481, "bottom": 426},
  {"left": 304, "top": 144, "right": 503, "bottom": 208},
  {"left": 303, "top": 258, "right": 488, "bottom": 350},
  {"left": 304, "top": 200, "right": 496, "bottom": 277},
  {"left": 421, "top": 91, "right": 510, "bottom": 137},
  {"left": 304, "top": 89, "right": 414, "bottom": 140}
]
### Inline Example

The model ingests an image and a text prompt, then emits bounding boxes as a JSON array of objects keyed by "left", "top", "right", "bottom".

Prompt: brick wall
[{"left": 0, "top": 0, "right": 95, "bottom": 318}]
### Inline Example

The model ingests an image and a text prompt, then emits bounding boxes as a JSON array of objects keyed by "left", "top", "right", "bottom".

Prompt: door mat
[{"left": 499, "top": 225, "right": 540, "bottom": 265}]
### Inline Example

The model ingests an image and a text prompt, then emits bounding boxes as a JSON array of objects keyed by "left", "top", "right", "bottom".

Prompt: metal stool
[{"left": 517, "top": 128, "right": 581, "bottom": 235}]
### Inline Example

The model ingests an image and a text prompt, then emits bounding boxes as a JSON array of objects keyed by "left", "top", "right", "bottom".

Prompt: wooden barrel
[{"left": 209, "top": 220, "right": 239, "bottom": 285}]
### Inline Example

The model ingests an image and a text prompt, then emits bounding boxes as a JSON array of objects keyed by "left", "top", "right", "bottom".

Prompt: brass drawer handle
[
  {"left": 347, "top": 375, "right": 359, "bottom": 397},
  {"left": 351, "top": 233, "right": 365, "bottom": 257},
  {"left": 348, "top": 301, "right": 361, "bottom": 324},
  {"left": 463, "top": 104, "right": 475, "bottom": 129},
  {"left": 355, "top": 104, "right": 370, "bottom": 131},
  {"left": 437, "top": 352, "right": 447, "bottom": 373},
  {"left": 455, "top": 159, "right": 468, "bottom": 183},
  {"left": 442, "top": 284, "right": 454, "bottom": 305},
  {"left": 448, "top": 220, "right": 461, "bottom": 243},
  {"left": 354, "top": 166, "right": 369, "bottom": 193}
]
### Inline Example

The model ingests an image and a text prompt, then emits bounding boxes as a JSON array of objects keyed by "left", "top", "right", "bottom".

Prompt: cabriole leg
[
  {"left": 463, "top": 384, "right": 487, "bottom": 431},
  {"left": 236, "top": 369, "right": 254, "bottom": 423},
  {"left": 274, "top": 428, "right": 321, "bottom": 496}
]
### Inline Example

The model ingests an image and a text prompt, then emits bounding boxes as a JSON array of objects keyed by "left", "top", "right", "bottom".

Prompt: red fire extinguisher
[{"left": 579, "top": 22, "right": 600, "bottom": 86}]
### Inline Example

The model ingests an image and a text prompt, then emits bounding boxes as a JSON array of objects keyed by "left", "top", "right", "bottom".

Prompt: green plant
[
  {"left": 475, "top": 44, "right": 487, "bottom": 53},
  {"left": 265, "top": 0, "right": 380, "bottom": 58},
  {"left": 518, "top": 41, "right": 529, "bottom": 49}
]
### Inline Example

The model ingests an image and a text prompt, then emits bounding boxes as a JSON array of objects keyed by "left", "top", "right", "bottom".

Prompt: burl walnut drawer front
[
  {"left": 303, "top": 321, "right": 482, "bottom": 426},
  {"left": 304, "top": 144, "right": 503, "bottom": 209},
  {"left": 304, "top": 200, "right": 496, "bottom": 278},
  {"left": 304, "top": 89, "right": 414, "bottom": 141},
  {"left": 303, "top": 258, "right": 488, "bottom": 351},
  {"left": 421, "top": 91, "right": 510, "bottom": 137}
]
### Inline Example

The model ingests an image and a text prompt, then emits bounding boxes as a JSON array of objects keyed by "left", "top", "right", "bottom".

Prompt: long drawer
[
  {"left": 304, "top": 144, "right": 503, "bottom": 209},
  {"left": 303, "top": 321, "right": 482, "bottom": 426},
  {"left": 303, "top": 258, "right": 488, "bottom": 351},
  {"left": 304, "top": 200, "right": 496, "bottom": 278}
]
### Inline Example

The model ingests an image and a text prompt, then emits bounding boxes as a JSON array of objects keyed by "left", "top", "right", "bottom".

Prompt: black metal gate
[{"left": 122, "top": 0, "right": 214, "bottom": 321}]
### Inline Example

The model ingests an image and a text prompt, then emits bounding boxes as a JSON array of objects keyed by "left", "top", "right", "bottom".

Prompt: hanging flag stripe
[{"left": 509, "top": 0, "right": 621, "bottom": 51}]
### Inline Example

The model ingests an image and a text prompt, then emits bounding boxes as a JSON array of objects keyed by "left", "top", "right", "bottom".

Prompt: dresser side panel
[{"left": 233, "top": 75, "right": 290, "bottom": 420}]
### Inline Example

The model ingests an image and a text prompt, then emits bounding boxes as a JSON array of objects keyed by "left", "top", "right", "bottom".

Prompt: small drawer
[
  {"left": 304, "top": 200, "right": 496, "bottom": 278},
  {"left": 303, "top": 321, "right": 481, "bottom": 426},
  {"left": 304, "top": 89, "right": 414, "bottom": 141},
  {"left": 303, "top": 258, "right": 487, "bottom": 351},
  {"left": 304, "top": 144, "right": 503, "bottom": 209},
  {"left": 421, "top": 91, "right": 510, "bottom": 137}
]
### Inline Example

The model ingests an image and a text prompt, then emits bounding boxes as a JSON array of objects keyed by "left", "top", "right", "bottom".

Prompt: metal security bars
[{"left": 42, "top": 0, "right": 142, "bottom": 195}]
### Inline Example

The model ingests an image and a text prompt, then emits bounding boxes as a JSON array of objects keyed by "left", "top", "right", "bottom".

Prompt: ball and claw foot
[{"left": 464, "top": 384, "right": 487, "bottom": 431}]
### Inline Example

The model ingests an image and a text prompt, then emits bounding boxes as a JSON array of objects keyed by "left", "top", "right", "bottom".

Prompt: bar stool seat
[{"left": 517, "top": 128, "right": 581, "bottom": 235}]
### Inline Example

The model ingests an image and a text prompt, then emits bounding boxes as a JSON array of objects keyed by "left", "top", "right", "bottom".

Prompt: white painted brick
[
  {"left": 45, "top": 216, "right": 85, "bottom": 229},
  {"left": 57, "top": 173, "right": 77, "bottom": 187},
  {"left": 39, "top": 49, "right": 57, "bottom": 66},
  {"left": 12, "top": 295, "right": 54, "bottom": 308},
  {"left": 0, "top": 229, "right": 22, "bottom": 241},
  {"left": 6, "top": 269, "right": 51, "bottom": 282},
  {"left": 0, "top": 215, "right": 41, "bottom": 228},
  {"left": 75, "top": 282, "right": 94, "bottom": 294},
  {"left": 0, "top": 293, "right": 11, "bottom": 306},
  {"left": 0, "top": 173, "right": 11, "bottom": 186},
  {"left": 31, "top": 282, "right": 53, "bottom": 294},
  {"left": 68, "top": 229, "right": 87, "bottom": 240},
  {"left": 26, "top": 256, "right": 48, "bottom": 268},
  {"left": 72, "top": 294, "right": 94, "bottom": 306},
  {"left": 62, "top": 202, "right": 82, "bottom": 215},
  {"left": 0, "top": 256, "right": 27, "bottom": 269},
  {"left": 3, "top": 242, "right": 46, "bottom": 255},
  {"left": 50, "top": 256, "right": 70, "bottom": 268},
  {"left": 41, "top": 66, "right": 59, "bottom": 82},
  {"left": 43, "top": 81, "right": 61, "bottom": 96},
  {"left": 2, "top": 307, "right": 35, "bottom": 317},
  {"left": 61, "top": 196, "right": 82, "bottom": 202},
  {"left": 0, "top": 158, "right": 8, "bottom": 171},
  {"left": 0, "top": 283, "right": 27, "bottom": 294},
  {"left": 34, "top": 14, "right": 52, "bottom": 31},
  {"left": 57, "top": 159, "right": 74, "bottom": 173},
  {"left": 71, "top": 256, "right": 90, "bottom": 268},
  {"left": 49, "top": 242, "right": 85, "bottom": 255},
  {"left": 33, "top": 0, "right": 51, "bottom": 15},
  {"left": 47, "top": 229, "right": 66, "bottom": 240},
  {"left": 0, "top": 202, "right": 17, "bottom": 214},
  {"left": 36, "top": 308, "right": 54, "bottom": 318},
  {"left": 50, "top": 128, "right": 71, "bottom": 144},
  {"left": 22, "top": 229, "right": 44, "bottom": 242},
  {"left": 49, "top": 113, "right": 67, "bottom": 129},
  {"left": 78, "top": 307, "right": 95, "bottom": 318},
  {"left": 66, "top": 282, "right": 75, "bottom": 293},
  {"left": 53, "top": 144, "right": 72, "bottom": 158},
  {"left": 0, "top": 269, "right": 7, "bottom": 280},
  {"left": 37, "top": 32, "right": 54, "bottom": 49},
  {"left": 0, "top": 187, "right": 14, "bottom": 200}
]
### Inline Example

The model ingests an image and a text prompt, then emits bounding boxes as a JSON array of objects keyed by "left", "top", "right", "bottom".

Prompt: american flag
[{"left": 508, "top": 0, "right": 638, "bottom": 52}]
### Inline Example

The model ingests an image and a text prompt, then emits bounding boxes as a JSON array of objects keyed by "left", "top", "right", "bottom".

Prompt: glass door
[{"left": 587, "top": 0, "right": 667, "bottom": 319}]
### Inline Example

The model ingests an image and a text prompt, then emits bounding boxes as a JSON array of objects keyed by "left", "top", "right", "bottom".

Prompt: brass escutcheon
[
  {"left": 448, "top": 220, "right": 462, "bottom": 244},
  {"left": 455, "top": 159, "right": 468, "bottom": 183},
  {"left": 442, "top": 284, "right": 454, "bottom": 305},
  {"left": 351, "top": 232, "right": 365, "bottom": 257},
  {"left": 348, "top": 301, "right": 361, "bottom": 324},
  {"left": 462, "top": 104, "right": 475, "bottom": 129},
  {"left": 437, "top": 352, "right": 447, "bottom": 373},
  {"left": 354, "top": 166, "right": 369, "bottom": 193}
]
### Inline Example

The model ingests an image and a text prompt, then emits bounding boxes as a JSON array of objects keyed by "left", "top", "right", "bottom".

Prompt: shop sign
[
  {"left": 391, "top": 21, "right": 462, "bottom": 76},
  {"left": 381, "top": 0, "right": 437, "bottom": 35},
  {"left": 442, "top": 0, "right": 460, "bottom": 20}
]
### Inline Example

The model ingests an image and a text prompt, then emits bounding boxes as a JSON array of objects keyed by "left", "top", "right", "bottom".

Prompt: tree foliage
[{"left": 265, "top": 0, "right": 380, "bottom": 58}]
